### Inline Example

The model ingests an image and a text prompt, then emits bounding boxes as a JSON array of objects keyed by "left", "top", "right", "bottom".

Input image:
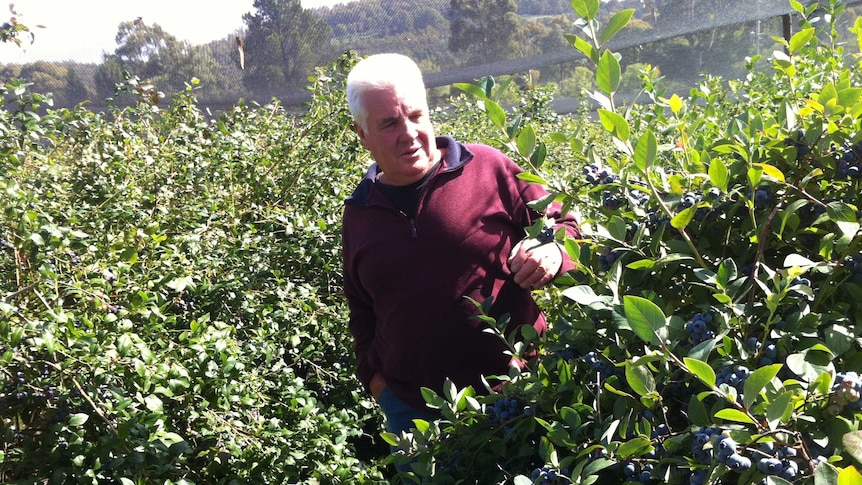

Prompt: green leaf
[
  {"left": 420, "top": 387, "right": 446, "bottom": 409},
  {"left": 748, "top": 166, "right": 763, "bottom": 188},
  {"left": 754, "top": 163, "right": 786, "bottom": 183},
  {"left": 688, "top": 395, "right": 710, "bottom": 427},
  {"left": 814, "top": 461, "right": 839, "bottom": 485},
  {"left": 564, "top": 34, "right": 599, "bottom": 63},
  {"left": 825, "top": 324, "right": 855, "bottom": 357},
  {"left": 667, "top": 93, "right": 684, "bottom": 115},
  {"left": 68, "top": 413, "right": 89, "bottom": 427},
  {"left": 484, "top": 99, "right": 507, "bottom": 129},
  {"left": 167, "top": 276, "right": 195, "bottom": 292},
  {"left": 600, "top": 9, "right": 634, "bottom": 45},
  {"left": 789, "top": 27, "right": 815, "bottom": 54},
  {"left": 380, "top": 432, "right": 398, "bottom": 446},
  {"left": 842, "top": 432, "right": 862, "bottom": 470},
  {"left": 714, "top": 408, "right": 756, "bottom": 425},
  {"left": 582, "top": 457, "right": 615, "bottom": 477},
  {"left": 517, "top": 171, "right": 549, "bottom": 185},
  {"left": 596, "top": 50, "right": 621, "bottom": 94},
  {"left": 117, "top": 334, "right": 133, "bottom": 356},
  {"left": 623, "top": 296, "right": 665, "bottom": 346},
  {"left": 477, "top": 75, "right": 495, "bottom": 98},
  {"left": 598, "top": 109, "right": 630, "bottom": 141},
  {"left": 766, "top": 391, "right": 794, "bottom": 429},
  {"left": 684, "top": 358, "right": 716, "bottom": 388},
  {"left": 626, "top": 258, "right": 655, "bottom": 270},
  {"left": 516, "top": 125, "right": 537, "bottom": 160},
  {"left": 454, "top": 82, "right": 487, "bottom": 100},
  {"left": 671, "top": 206, "right": 696, "bottom": 231},
  {"left": 826, "top": 201, "right": 858, "bottom": 222},
  {"left": 561, "top": 285, "right": 608, "bottom": 306},
  {"left": 786, "top": 348, "right": 835, "bottom": 382},
  {"left": 687, "top": 338, "right": 716, "bottom": 363},
  {"left": 742, "top": 363, "right": 782, "bottom": 409},
  {"left": 709, "top": 159, "right": 729, "bottom": 193},
  {"left": 616, "top": 437, "right": 652, "bottom": 459},
  {"left": 145, "top": 394, "right": 164, "bottom": 413},
  {"left": 633, "top": 130, "right": 657, "bottom": 171},
  {"left": 838, "top": 463, "right": 862, "bottom": 484},
  {"left": 855, "top": 17, "right": 862, "bottom": 53},
  {"left": 570, "top": 0, "right": 600, "bottom": 21},
  {"left": 837, "top": 87, "right": 862, "bottom": 110},
  {"left": 531, "top": 142, "right": 548, "bottom": 168},
  {"left": 625, "top": 362, "right": 656, "bottom": 397},
  {"left": 444, "top": 378, "right": 458, "bottom": 402}
]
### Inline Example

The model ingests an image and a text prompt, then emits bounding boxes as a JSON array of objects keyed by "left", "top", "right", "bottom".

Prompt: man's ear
[{"left": 353, "top": 121, "right": 367, "bottom": 147}]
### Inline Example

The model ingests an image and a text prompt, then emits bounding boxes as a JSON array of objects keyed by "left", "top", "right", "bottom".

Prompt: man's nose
[{"left": 399, "top": 120, "right": 418, "bottom": 140}]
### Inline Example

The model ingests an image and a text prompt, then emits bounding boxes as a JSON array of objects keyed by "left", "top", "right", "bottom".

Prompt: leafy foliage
[
  {"left": 384, "top": 1, "right": 862, "bottom": 484},
  {"left": 3, "top": 1, "right": 862, "bottom": 484},
  {"left": 1, "top": 52, "right": 388, "bottom": 484}
]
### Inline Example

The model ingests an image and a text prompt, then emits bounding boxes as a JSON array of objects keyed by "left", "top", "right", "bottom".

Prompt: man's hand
[
  {"left": 507, "top": 238, "right": 564, "bottom": 290},
  {"left": 369, "top": 372, "right": 386, "bottom": 400}
]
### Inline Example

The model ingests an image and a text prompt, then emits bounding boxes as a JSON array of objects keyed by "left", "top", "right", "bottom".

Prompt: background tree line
[{"left": 1, "top": 0, "right": 860, "bottom": 112}]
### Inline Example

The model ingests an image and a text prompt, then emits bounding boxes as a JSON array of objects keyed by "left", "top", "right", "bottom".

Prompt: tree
[
  {"left": 241, "top": 0, "right": 333, "bottom": 98},
  {"left": 448, "top": 0, "right": 520, "bottom": 63},
  {"left": 112, "top": 20, "right": 180, "bottom": 81},
  {"left": 95, "top": 19, "right": 240, "bottom": 105}
]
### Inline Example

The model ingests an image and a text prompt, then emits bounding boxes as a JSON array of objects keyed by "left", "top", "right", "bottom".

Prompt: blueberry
[
  {"left": 726, "top": 453, "right": 752, "bottom": 471},
  {"left": 746, "top": 337, "right": 760, "bottom": 350}
]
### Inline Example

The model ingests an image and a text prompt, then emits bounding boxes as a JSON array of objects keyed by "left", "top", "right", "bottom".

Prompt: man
[{"left": 342, "top": 53, "right": 581, "bottom": 440}]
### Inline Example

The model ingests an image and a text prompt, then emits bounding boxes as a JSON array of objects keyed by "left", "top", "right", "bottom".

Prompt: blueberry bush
[
  {"left": 1, "top": 53, "right": 394, "bottom": 483},
  {"left": 2, "top": 1, "right": 862, "bottom": 484},
  {"left": 385, "top": 1, "right": 862, "bottom": 484}
]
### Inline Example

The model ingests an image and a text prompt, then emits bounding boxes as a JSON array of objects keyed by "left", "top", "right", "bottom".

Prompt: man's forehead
[{"left": 366, "top": 89, "right": 427, "bottom": 117}]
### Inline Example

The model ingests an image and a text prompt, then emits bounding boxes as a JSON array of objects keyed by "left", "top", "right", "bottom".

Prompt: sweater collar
[{"left": 346, "top": 136, "right": 473, "bottom": 206}]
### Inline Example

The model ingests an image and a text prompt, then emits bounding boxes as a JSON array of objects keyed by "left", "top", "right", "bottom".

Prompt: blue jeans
[
  {"left": 378, "top": 387, "right": 440, "bottom": 478},
  {"left": 379, "top": 387, "right": 440, "bottom": 439}
]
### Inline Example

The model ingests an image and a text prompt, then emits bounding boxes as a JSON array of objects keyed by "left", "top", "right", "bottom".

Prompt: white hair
[{"left": 346, "top": 53, "right": 428, "bottom": 131}]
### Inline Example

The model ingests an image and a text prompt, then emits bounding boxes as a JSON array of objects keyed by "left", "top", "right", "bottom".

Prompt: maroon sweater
[{"left": 342, "top": 136, "right": 581, "bottom": 410}]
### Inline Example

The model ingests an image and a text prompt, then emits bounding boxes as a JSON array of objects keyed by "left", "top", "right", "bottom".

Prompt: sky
[{"left": 1, "top": 0, "right": 348, "bottom": 65}]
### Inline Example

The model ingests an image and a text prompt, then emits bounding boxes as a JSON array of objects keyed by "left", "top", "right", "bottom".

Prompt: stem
[{"left": 642, "top": 166, "right": 710, "bottom": 270}]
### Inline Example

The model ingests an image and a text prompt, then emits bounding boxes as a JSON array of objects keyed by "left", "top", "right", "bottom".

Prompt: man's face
[{"left": 355, "top": 85, "right": 439, "bottom": 186}]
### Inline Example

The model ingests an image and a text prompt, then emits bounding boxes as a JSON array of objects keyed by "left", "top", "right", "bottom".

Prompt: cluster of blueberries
[
  {"left": 845, "top": 252, "right": 862, "bottom": 283},
  {"left": 836, "top": 141, "right": 862, "bottom": 178},
  {"left": 581, "top": 164, "right": 626, "bottom": 210},
  {"left": 173, "top": 290, "right": 197, "bottom": 313},
  {"left": 753, "top": 187, "right": 774, "bottom": 210},
  {"left": 529, "top": 466, "right": 572, "bottom": 485},
  {"left": 829, "top": 371, "right": 862, "bottom": 413},
  {"left": 582, "top": 164, "right": 618, "bottom": 186},
  {"left": 622, "top": 461, "right": 654, "bottom": 484},
  {"left": 684, "top": 312, "right": 715, "bottom": 344},
  {"left": 715, "top": 365, "right": 752, "bottom": 394},
  {"left": 582, "top": 351, "right": 615, "bottom": 381},
  {"left": 678, "top": 191, "right": 702, "bottom": 210},
  {"left": 602, "top": 190, "right": 625, "bottom": 210},
  {"left": 1, "top": 371, "right": 33, "bottom": 403},
  {"left": 745, "top": 337, "right": 779, "bottom": 366},
  {"left": 690, "top": 428, "right": 803, "bottom": 482},
  {"left": 691, "top": 429, "right": 752, "bottom": 478},
  {"left": 752, "top": 441, "right": 802, "bottom": 480},
  {"left": 554, "top": 345, "right": 577, "bottom": 362},
  {"left": 598, "top": 246, "right": 619, "bottom": 271},
  {"left": 486, "top": 396, "right": 532, "bottom": 425}
]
